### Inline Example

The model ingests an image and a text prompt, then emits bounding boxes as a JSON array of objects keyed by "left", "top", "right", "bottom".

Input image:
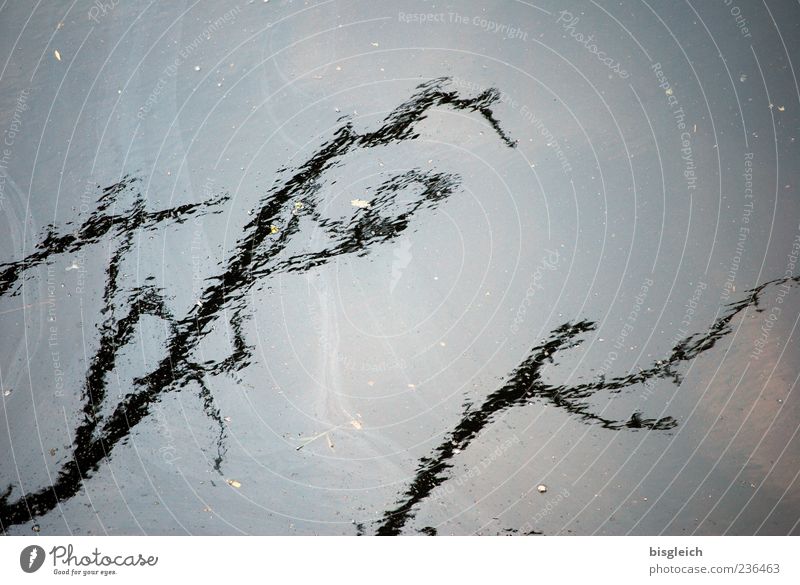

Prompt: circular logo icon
[{"left": 20, "top": 545, "right": 46, "bottom": 573}]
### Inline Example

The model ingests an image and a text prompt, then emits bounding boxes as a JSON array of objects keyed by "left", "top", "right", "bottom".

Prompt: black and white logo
[{"left": 20, "top": 545, "right": 46, "bottom": 573}]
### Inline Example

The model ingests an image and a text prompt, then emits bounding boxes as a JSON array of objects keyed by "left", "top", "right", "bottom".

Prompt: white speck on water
[
  {"left": 194, "top": 65, "right": 201, "bottom": 71},
  {"left": 537, "top": 484, "right": 548, "bottom": 493}
]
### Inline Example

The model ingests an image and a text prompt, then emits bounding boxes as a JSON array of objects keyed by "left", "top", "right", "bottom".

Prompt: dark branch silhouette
[
  {"left": 0, "top": 77, "right": 794, "bottom": 536},
  {"left": 374, "top": 275, "right": 800, "bottom": 535},
  {"left": 0, "top": 77, "right": 515, "bottom": 531}
]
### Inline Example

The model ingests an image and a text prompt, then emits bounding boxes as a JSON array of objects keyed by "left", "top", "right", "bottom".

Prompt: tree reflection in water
[{"left": 0, "top": 78, "right": 795, "bottom": 534}]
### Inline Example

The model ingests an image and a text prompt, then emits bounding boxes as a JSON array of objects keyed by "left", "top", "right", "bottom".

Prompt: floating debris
[
  {"left": 739, "top": 73, "right": 747, "bottom": 82},
  {"left": 2, "top": 388, "right": 11, "bottom": 397},
  {"left": 270, "top": 225, "right": 279, "bottom": 234},
  {"left": 226, "top": 479, "right": 242, "bottom": 488},
  {"left": 296, "top": 426, "right": 343, "bottom": 450},
  {"left": 350, "top": 199, "right": 371, "bottom": 209},
  {"left": 32, "top": 524, "right": 40, "bottom": 532},
  {"left": 54, "top": 50, "right": 61, "bottom": 61},
  {"left": 665, "top": 88, "right": 673, "bottom": 96},
  {"left": 778, "top": 105, "right": 785, "bottom": 112},
  {"left": 194, "top": 65, "right": 201, "bottom": 72},
  {"left": 537, "top": 484, "right": 548, "bottom": 493},
  {"left": 293, "top": 201, "right": 304, "bottom": 210},
  {"left": 350, "top": 419, "right": 363, "bottom": 430}
]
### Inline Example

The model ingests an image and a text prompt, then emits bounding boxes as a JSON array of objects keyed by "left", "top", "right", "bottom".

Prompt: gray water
[{"left": 0, "top": 0, "right": 798, "bottom": 535}]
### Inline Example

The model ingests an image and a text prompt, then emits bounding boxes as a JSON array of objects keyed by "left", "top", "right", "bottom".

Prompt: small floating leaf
[
  {"left": 227, "top": 479, "right": 242, "bottom": 488},
  {"left": 54, "top": 50, "right": 61, "bottom": 61}
]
